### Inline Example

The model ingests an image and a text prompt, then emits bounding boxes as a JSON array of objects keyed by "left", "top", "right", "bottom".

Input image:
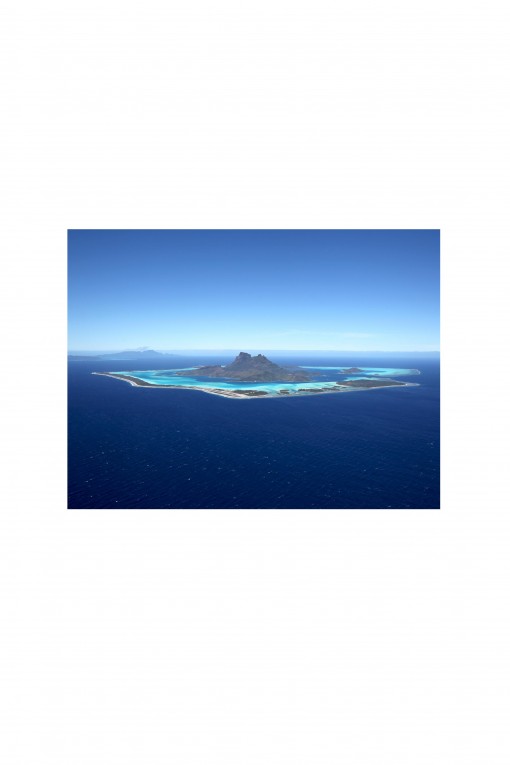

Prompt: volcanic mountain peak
[
  {"left": 227, "top": 352, "right": 275, "bottom": 369},
  {"left": 175, "top": 351, "right": 310, "bottom": 383}
]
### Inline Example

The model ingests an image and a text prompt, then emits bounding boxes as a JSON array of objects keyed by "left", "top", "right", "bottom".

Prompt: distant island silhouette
[{"left": 69, "top": 349, "right": 176, "bottom": 361}]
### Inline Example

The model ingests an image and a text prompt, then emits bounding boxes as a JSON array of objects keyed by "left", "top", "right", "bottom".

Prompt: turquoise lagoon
[{"left": 111, "top": 366, "right": 420, "bottom": 396}]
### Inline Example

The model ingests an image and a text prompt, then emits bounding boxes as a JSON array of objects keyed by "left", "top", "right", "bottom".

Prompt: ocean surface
[{"left": 68, "top": 355, "right": 440, "bottom": 509}]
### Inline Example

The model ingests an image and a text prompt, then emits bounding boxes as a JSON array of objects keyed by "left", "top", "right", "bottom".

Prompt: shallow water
[{"left": 112, "top": 365, "right": 420, "bottom": 395}]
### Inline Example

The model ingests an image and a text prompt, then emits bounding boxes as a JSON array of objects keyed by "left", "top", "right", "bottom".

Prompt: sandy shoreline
[{"left": 92, "top": 372, "right": 419, "bottom": 399}]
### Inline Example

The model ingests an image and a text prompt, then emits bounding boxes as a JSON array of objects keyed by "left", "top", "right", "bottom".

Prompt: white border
[{"left": 2, "top": 2, "right": 509, "bottom": 764}]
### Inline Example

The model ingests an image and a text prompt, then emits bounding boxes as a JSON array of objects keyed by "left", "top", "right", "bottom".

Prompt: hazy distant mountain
[
  {"left": 175, "top": 352, "right": 311, "bottom": 382},
  {"left": 68, "top": 348, "right": 176, "bottom": 361},
  {"left": 98, "top": 349, "right": 168, "bottom": 360}
]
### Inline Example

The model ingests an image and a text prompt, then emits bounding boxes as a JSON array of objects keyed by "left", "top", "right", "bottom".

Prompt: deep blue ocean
[{"left": 68, "top": 355, "right": 440, "bottom": 509}]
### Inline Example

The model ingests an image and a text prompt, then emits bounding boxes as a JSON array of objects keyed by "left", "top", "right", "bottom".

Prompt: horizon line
[{"left": 69, "top": 348, "right": 440, "bottom": 354}]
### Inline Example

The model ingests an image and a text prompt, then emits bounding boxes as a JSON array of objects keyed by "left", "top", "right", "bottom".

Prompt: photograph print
[{"left": 68, "top": 229, "right": 440, "bottom": 509}]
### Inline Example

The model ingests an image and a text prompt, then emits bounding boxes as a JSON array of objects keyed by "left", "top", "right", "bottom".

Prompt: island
[
  {"left": 92, "top": 351, "right": 419, "bottom": 399},
  {"left": 173, "top": 352, "right": 310, "bottom": 382}
]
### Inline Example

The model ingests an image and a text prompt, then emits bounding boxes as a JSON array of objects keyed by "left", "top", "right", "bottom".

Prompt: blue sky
[{"left": 68, "top": 230, "right": 439, "bottom": 351}]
